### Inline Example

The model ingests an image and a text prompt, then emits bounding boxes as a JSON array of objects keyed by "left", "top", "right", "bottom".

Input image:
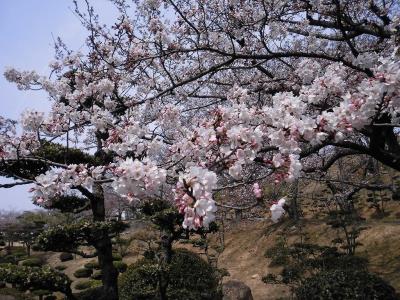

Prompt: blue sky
[{"left": 0, "top": 0, "right": 118, "bottom": 211}]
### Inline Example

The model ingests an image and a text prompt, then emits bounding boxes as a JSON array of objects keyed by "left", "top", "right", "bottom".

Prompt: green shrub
[
  {"left": 21, "top": 257, "right": 42, "bottom": 267},
  {"left": 32, "top": 289, "right": 51, "bottom": 297},
  {"left": 44, "top": 296, "right": 57, "bottom": 300},
  {"left": 55, "top": 265, "right": 67, "bottom": 271},
  {"left": 59, "top": 252, "right": 73, "bottom": 262},
  {"left": 91, "top": 270, "right": 102, "bottom": 280},
  {"left": 14, "top": 252, "right": 27, "bottom": 259},
  {"left": 0, "top": 264, "right": 72, "bottom": 295},
  {"left": 73, "top": 268, "right": 93, "bottom": 278},
  {"left": 75, "top": 279, "right": 102, "bottom": 290},
  {"left": 1, "top": 255, "right": 18, "bottom": 264},
  {"left": 84, "top": 261, "right": 100, "bottom": 270},
  {"left": 113, "top": 261, "right": 127, "bottom": 273},
  {"left": 119, "top": 248, "right": 219, "bottom": 300},
  {"left": 112, "top": 253, "right": 122, "bottom": 261},
  {"left": 0, "top": 240, "right": 5, "bottom": 246},
  {"left": 0, "top": 281, "right": 6, "bottom": 288},
  {"left": 75, "top": 286, "right": 104, "bottom": 300},
  {"left": 295, "top": 269, "right": 397, "bottom": 300}
]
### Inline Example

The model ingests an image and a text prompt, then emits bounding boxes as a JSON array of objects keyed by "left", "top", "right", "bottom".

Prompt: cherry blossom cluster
[
  {"left": 174, "top": 166, "right": 218, "bottom": 229},
  {"left": 31, "top": 164, "right": 94, "bottom": 206},
  {"left": 270, "top": 198, "right": 286, "bottom": 223},
  {"left": 105, "top": 118, "right": 146, "bottom": 156},
  {"left": 0, "top": 132, "right": 40, "bottom": 160},
  {"left": 320, "top": 57, "right": 400, "bottom": 132},
  {"left": 20, "top": 109, "right": 45, "bottom": 132},
  {"left": 111, "top": 158, "right": 167, "bottom": 202}
]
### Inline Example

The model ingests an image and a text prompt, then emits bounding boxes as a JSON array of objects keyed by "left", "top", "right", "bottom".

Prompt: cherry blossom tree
[{"left": 1, "top": 0, "right": 400, "bottom": 298}]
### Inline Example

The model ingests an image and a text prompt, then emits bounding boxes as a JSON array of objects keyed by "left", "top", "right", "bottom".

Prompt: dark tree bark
[
  {"left": 158, "top": 232, "right": 174, "bottom": 300},
  {"left": 91, "top": 182, "right": 119, "bottom": 300}
]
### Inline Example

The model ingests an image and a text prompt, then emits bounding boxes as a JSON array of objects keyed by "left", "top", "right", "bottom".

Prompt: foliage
[
  {"left": 21, "top": 257, "right": 42, "bottom": 267},
  {"left": 74, "top": 286, "right": 104, "bottom": 300},
  {"left": 119, "top": 249, "right": 219, "bottom": 300},
  {"left": 326, "top": 209, "right": 367, "bottom": 255},
  {"left": 262, "top": 236, "right": 369, "bottom": 286},
  {"left": 0, "top": 264, "right": 72, "bottom": 295},
  {"left": 84, "top": 261, "right": 100, "bottom": 270},
  {"left": 36, "top": 220, "right": 128, "bottom": 252},
  {"left": 295, "top": 269, "right": 398, "bottom": 300},
  {"left": 73, "top": 268, "right": 93, "bottom": 278},
  {"left": 75, "top": 279, "right": 102, "bottom": 291},
  {"left": 112, "top": 253, "right": 122, "bottom": 261},
  {"left": 113, "top": 261, "right": 127, "bottom": 273},
  {"left": 140, "top": 199, "right": 171, "bottom": 217},
  {"left": 46, "top": 195, "right": 89, "bottom": 213},
  {"left": 54, "top": 265, "right": 67, "bottom": 271},
  {"left": 112, "top": 235, "right": 134, "bottom": 258}
]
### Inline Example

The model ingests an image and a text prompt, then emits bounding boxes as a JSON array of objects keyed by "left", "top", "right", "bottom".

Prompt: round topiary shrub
[
  {"left": 74, "top": 286, "right": 104, "bottom": 300},
  {"left": 74, "top": 268, "right": 93, "bottom": 278},
  {"left": 2, "top": 255, "right": 17, "bottom": 264},
  {"left": 59, "top": 252, "right": 73, "bottom": 262},
  {"left": 295, "top": 269, "right": 398, "bottom": 300},
  {"left": 55, "top": 265, "right": 67, "bottom": 271},
  {"left": 84, "top": 261, "right": 100, "bottom": 270},
  {"left": 14, "top": 252, "right": 27, "bottom": 259},
  {"left": 91, "top": 270, "right": 102, "bottom": 280},
  {"left": 112, "top": 253, "right": 122, "bottom": 261},
  {"left": 119, "top": 248, "right": 219, "bottom": 300},
  {"left": 113, "top": 261, "right": 127, "bottom": 273},
  {"left": 21, "top": 257, "right": 42, "bottom": 267},
  {"left": 75, "top": 279, "right": 101, "bottom": 290}
]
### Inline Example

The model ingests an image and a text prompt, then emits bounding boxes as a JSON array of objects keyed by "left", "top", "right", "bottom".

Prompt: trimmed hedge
[
  {"left": 119, "top": 248, "right": 219, "bottom": 300},
  {"left": 21, "top": 257, "right": 42, "bottom": 267},
  {"left": 75, "top": 279, "right": 102, "bottom": 290},
  {"left": 74, "top": 286, "right": 104, "bottom": 300},
  {"left": 59, "top": 252, "right": 73, "bottom": 262},
  {"left": 73, "top": 268, "right": 93, "bottom": 278},
  {"left": 295, "top": 269, "right": 398, "bottom": 300},
  {"left": 84, "top": 261, "right": 100, "bottom": 270},
  {"left": 55, "top": 265, "right": 67, "bottom": 271},
  {"left": 0, "top": 264, "right": 72, "bottom": 295}
]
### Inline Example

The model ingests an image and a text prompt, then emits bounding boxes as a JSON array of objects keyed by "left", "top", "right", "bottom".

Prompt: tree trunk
[
  {"left": 289, "top": 179, "right": 301, "bottom": 221},
  {"left": 158, "top": 233, "right": 173, "bottom": 299},
  {"left": 91, "top": 182, "right": 119, "bottom": 300},
  {"left": 95, "top": 236, "right": 119, "bottom": 300}
]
